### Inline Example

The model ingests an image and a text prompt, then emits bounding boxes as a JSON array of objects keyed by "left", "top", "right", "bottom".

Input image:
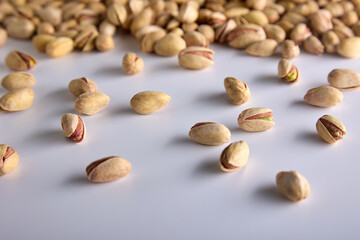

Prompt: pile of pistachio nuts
[{"left": 1, "top": 0, "right": 360, "bottom": 202}]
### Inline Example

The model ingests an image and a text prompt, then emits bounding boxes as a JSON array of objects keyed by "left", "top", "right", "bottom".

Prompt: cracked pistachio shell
[
  {"left": 74, "top": 29, "right": 99, "bottom": 52},
  {"left": 134, "top": 25, "right": 164, "bottom": 41},
  {"left": 68, "top": 77, "right": 98, "bottom": 97},
  {"left": 214, "top": 19, "right": 237, "bottom": 43},
  {"left": 316, "top": 115, "right": 346, "bottom": 144},
  {"left": 197, "top": 24, "right": 215, "bottom": 43},
  {"left": 46, "top": 37, "right": 74, "bottom": 58},
  {"left": 304, "top": 86, "right": 343, "bottom": 107},
  {"left": 328, "top": 69, "right": 360, "bottom": 90},
  {"left": 290, "top": 23, "right": 311, "bottom": 45},
  {"left": 189, "top": 122, "right": 231, "bottom": 146},
  {"left": 337, "top": 37, "right": 360, "bottom": 58},
  {"left": 61, "top": 113, "right": 86, "bottom": 143},
  {"left": 154, "top": 33, "right": 186, "bottom": 56},
  {"left": 130, "top": 91, "right": 171, "bottom": 114},
  {"left": 1, "top": 72, "right": 36, "bottom": 90},
  {"left": 5, "top": 51, "right": 37, "bottom": 71},
  {"left": 281, "top": 40, "right": 300, "bottom": 59},
  {"left": 122, "top": 52, "right": 144, "bottom": 75},
  {"left": 75, "top": 92, "right": 110, "bottom": 115},
  {"left": 278, "top": 59, "right": 299, "bottom": 83},
  {"left": 224, "top": 77, "right": 250, "bottom": 105},
  {"left": 219, "top": 141, "right": 249, "bottom": 172},
  {"left": 237, "top": 107, "right": 274, "bottom": 132},
  {"left": 0, "top": 144, "right": 19, "bottom": 176},
  {"left": 227, "top": 24, "right": 266, "bottom": 49},
  {"left": 32, "top": 34, "right": 57, "bottom": 52},
  {"left": 276, "top": 171, "right": 310, "bottom": 202},
  {"left": 178, "top": 46, "right": 214, "bottom": 70},
  {"left": 106, "top": 3, "right": 127, "bottom": 26},
  {"left": 246, "top": 39, "right": 278, "bottom": 57},
  {"left": 86, "top": 156, "right": 131, "bottom": 183},
  {"left": 303, "top": 35, "right": 324, "bottom": 55},
  {"left": 0, "top": 88, "right": 34, "bottom": 112}
]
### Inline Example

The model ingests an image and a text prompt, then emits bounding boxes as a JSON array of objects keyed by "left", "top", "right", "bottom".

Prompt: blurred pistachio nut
[
  {"left": 328, "top": 69, "right": 360, "bottom": 91},
  {"left": 281, "top": 40, "right": 300, "bottom": 59},
  {"left": 95, "top": 34, "right": 114, "bottom": 52},
  {"left": 237, "top": 107, "right": 274, "bottom": 132},
  {"left": 74, "top": 29, "right": 99, "bottom": 52},
  {"left": 75, "top": 92, "right": 110, "bottom": 115},
  {"left": 5, "top": 51, "right": 36, "bottom": 71},
  {"left": 337, "top": 37, "right": 360, "bottom": 58},
  {"left": 224, "top": 77, "right": 250, "bottom": 105},
  {"left": 316, "top": 115, "right": 346, "bottom": 144},
  {"left": 130, "top": 8, "right": 155, "bottom": 34},
  {"left": 99, "top": 20, "right": 116, "bottom": 36},
  {"left": 214, "top": 19, "right": 237, "bottom": 43},
  {"left": 0, "top": 28, "right": 7, "bottom": 46},
  {"left": 242, "top": 10, "right": 269, "bottom": 27},
  {"left": 6, "top": 19, "right": 35, "bottom": 39},
  {"left": 309, "top": 9, "right": 333, "bottom": 34},
  {"left": 54, "top": 30, "right": 78, "bottom": 39},
  {"left": 86, "top": 156, "right": 131, "bottom": 183},
  {"left": 276, "top": 170, "right": 310, "bottom": 202},
  {"left": 178, "top": 3, "right": 198, "bottom": 23},
  {"left": 178, "top": 47, "right": 214, "bottom": 70},
  {"left": 1, "top": 72, "right": 36, "bottom": 90},
  {"left": 32, "top": 34, "right": 56, "bottom": 52},
  {"left": 61, "top": 113, "right": 86, "bottom": 143},
  {"left": 189, "top": 122, "right": 231, "bottom": 146},
  {"left": 227, "top": 24, "right": 266, "bottom": 49},
  {"left": 154, "top": 33, "right": 186, "bottom": 56},
  {"left": 46, "top": 37, "right": 74, "bottom": 58},
  {"left": 122, "top": 52, "right": 144, "bottom": 75},
  {"left": 36, "top": 6, "right": 62, "bottom": 26},
  {"left": 219, "top": 141, "right": 249, "bottom": 172},
  {"left": 130, "top": 91, "right": 171, "bottom": 115},
  {"left": 0, "top": 144, "right": 19, "bottom": 176},
  {"left": 321, "top": 31, "right": 340, "bottom": 53},
  {"left": 290, "top": 23, "right": 311, "bottom": 45},
  {"left": 141, "top": 31, "right": 166, "bottom": 53},
  {"left": 304, "top": 86, "right": 343, "bottom": 108},
  {"left": 303, "top": 36, "right": 324, "bottom": 55},
  {"left": 183, "top": 31, "right": 208, "bottom": 47},
  {"left": 278, "top": 59, "right": 299, "bottom": 83},
  {"left": 246, "top": 39, "right": 278, "bottom": 57},
  {"left": 0, "top": 88, "right": 34, "bottom": 112},
  {"left": 264, "top": 24, "right": 286, "bottom": 43},
  {"left": 134, "top": 25, "right": 165, "bottom": 41},
  {"left": 37, "top": 22, "right": 55, "bottom": 35},
  {"left": 68, "top": 77, "right": 98, "bottom": 97},
  {"left": 107, "top": 3, "right": 127, "bottom": 26},
  {"left": 198, "top": 24, "right": 215, "bottom": 43}
]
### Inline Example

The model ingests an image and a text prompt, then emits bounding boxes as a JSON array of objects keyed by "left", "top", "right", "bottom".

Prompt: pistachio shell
[
  {"left": 304, "top": 86, "right": 343, "bottom": 107},
  {"left": 0, "top": 88, "right": 34, "bottom": 112},
  {"left": 337, "top": 37, "right": 360, "bottom": 58},
  {"left": 130, "top": 91, "right": 171, "bottom": 114},
  {"left": 61, "top": 113, "right": 86, "bottom": 143},
  {"left": 189, "top": 122, "right": 231, "bottom": 146},
  {"left": 1, "top": 72, "right": 36, "bottom": 90},
  {"left": 5, "top": 51, "right": 37, "bottom": 71},
  {"left": 276, "top": 171, "right": 310, "bottom": 202},
  {"left": 178, "top": 46, "right": 214, "bottom": 70},
  {"left": 237, "top": 107, "right": 274, "bottom": 132},
  {"left": 328, "top": 69, "right": 360, "bottom": 90},
  {"left": 0, "top": 144, "right": 19, "bottom": 176},
  {"left": 316, "top": 115, "right": 346, "bottom": 144},
  {"left": 68, "top": 77, "right": 98, "bottom": 97},
  {"left": 32, "top": 34, "right": 57, "bottom": 52},
  {"left": 154, "top": 33, "right": 186, "bottom": 56},
  {"left": 74, "top": 92, "right": 110, "bottom": 115},
  {"left": 219, "top": 141, "right": 249, "bottom": 172},
  {"left": 46, "top": 37, "right": 74, "bottom": 58},
  {"left": 224, "top": 77, "right": 250, "bottom": 105},
  {"left": 246, "top": 39, "right": 278, "bottom": 57}
]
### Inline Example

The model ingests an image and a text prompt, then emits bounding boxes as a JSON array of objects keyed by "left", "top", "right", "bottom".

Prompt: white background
[{"left": 1, "top": 34, "right": 360, "bottom": 240}]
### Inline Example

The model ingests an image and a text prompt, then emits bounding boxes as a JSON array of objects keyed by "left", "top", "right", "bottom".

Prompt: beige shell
[
  {"left": 61, "top": 113, "right": 86, "bottom": 143},
  {"left": 328, "top": 69, "right": 360, "bottom": 90},
  {"left": 5, "top": 51, "right": 37, "bottom": 71},
  {"left": 122, "top": 52, "right": 144, "bottom": 75},
  {"left": 130, "top": 91, "right": 171, "bottom": 115},
  {"left": 304, "top": 86, "right": 343, "bottom": 107},
  {"left": 32, "top": 34, "right": 57, "bottom": 53},
  {"left": 278, "top": 59, "right": 299, "bottom": 83},
  {"left": 1, "top": 72, "right": 36, "bottom": 90},
  {"left": 178, "top": 46, "right": 214, "bottom": 70},
  {"left": 246, "top": 39, "right": 278, "bottom": 57},
  {"left": 46, "top": 37, "right": 74, "bottom": 58},
  {"left": 337, "top": 37, "right": 360, "bottom": 58},
  {"left": 75, "top": 92, "right": 110, "bottom": 115},
  {"left": 227, "top": 24, "right": 266, "bottom": 49},
  {"left": 237, "top": 107, "right": 275, "bottom": 132},
  {"left": 154, "top": 33, "right": 186, "bottom": 56},
  {"left": 189, "top": 122, "right": 231, "bottom": 146},
  {"left": 0, "top": 88, "right": 34, "bottom": 112},
  {"left": 316, "top": 115, "right": 346, "bottom": 144},
  {"left": 219, "top": 141, "right": 249, "bottom": 172},
  {"left": 276, "top": 170, "right": 311, "bottom": 202},
  {"left": 0, "top": 144, "right": 19, "bottom": 176},
  {"left": 224, "top": 77, "right": 250, "bottom": 105},
  {"left": 141, "top": 30, "right": 166, "bottom": 53},
  {"left": 68, "top": 77, "right": 98, "bottom": 97}
]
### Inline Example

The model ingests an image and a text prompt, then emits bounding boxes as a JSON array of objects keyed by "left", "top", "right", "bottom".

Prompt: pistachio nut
[
  {"left": 106, "top": 3, "right": 127, "bottom": 26},
  {"left": 141, "top": 30, "right": 166, "bottom": 53},
  {"left": 242, "top": 10, "right": 269, "bottom": 27},
  {"left": 61, "top": 113, "right": 86, "bottom": 143},
  {"left": 209, "top": 11, "right": 227, "bottom": 29},
  {"left": 281, "top": 40, "right": 300, "bottom": 59},
  {"left": 32, "top": 34, "right": 56, "bottom": 52},
  {"left": 246, "top": 39, "right": 278, "bottom": 57},
  {"left": 227, "top": 24, "right": 266, "bottom": 49},
  {"left": 74, "top": 92, "right": 110, "bottom": 115},
  {"left": 182, "top": 22, "right": 198, "bottom": 33},
  {"left": 264, "top": 24, "right": 286, "bottom": 43},
  {"left": 328, "top": 69, "right": 360, "bottom": 91},
  {"left": 1, "top": 72, "right": 36, "bottom": 90},
  {"left": 130, "top": 91, "right": 171, "bottom": 114},
  {"left": 224, "top": 7, "right": 249, "bottom": 19},
  {"left": 189, "top": 122, "right": 231, "bottom": 146},
  {"left": 290, "top": 23, "right": 311, "bottom": 45},
  {"left": 197, "top": 24, "right": 215, "bottom": 43},
  {"left": 99, "top": 20, "right": 116, "bottom": 36},
  {"left": 309, "top": 9, "right": 333, "bottom": 34},
  {"left": 46, "top": 37, "right": 74, "bottom": 58},
  {"left": 316, "top": 115, "right": 346, "bottom": 144},
  {"left": 36, "top": 6, "right": 62, "bottom": 26},
  {"left": 154, "top": 33, "right": 186, "bottom": 56},
  {"left": 0, "top": 144, "right": 19, "bottom": 176},
  {"left": 0, "top": 27, "right": 8, "bottom": 46},
  {"left": 178, "top": 46, "right": 214, "bottom": 70},
  {"left": 178, "top": 2, "right": 198, "bottom": 23},
  {"left": 303, "top": 35, "right": 324, "bottom": 55},
  {"left": 122, "top": 52, "right": 144, "bottom": 75},
  {"left": 95, "top": 34, "right": 115, "bottom": 52},
  {"left": 74, "top": 29, "right": 99, "bottom": 52},
  {"left": 219, "top": 141, "right": 249, "bottom": 172},
  {"left": 6, "top": 19, "right": 35, "bottom": 39},
  {"left": 134, "top": 25, "right": 165, "bottom": 41},
  {"left": 86, "top": 156, "right": 131, "bottom": 183},
  {"left": 75, "top": 9, "right": 100, "bottom": 26},
  {"left": 36, "top": 22, "right": 55, "bottom": 35},
  {"left": 5, "top": 51, "right": 37, "bottom": 71},
  {"left": 183, "top": 31, "right": 209, "bottom": 47},
  {"left": 278, "top": 59, "right": 299, "bottom": 84},
  {"left": 165, "top": 18, "right": 180, "bottom": 32},
  {"left": 276, "top": 170, "right": 310, "bottom": 202},
  {"left": 68, "top": 77, "right": 98, "bottom": 97},
  {"left": 341, "top": 10, "right": 358, "bottom": 27},
  {"left": 170, "top": 27, "right": 184, "bottom": 37},
  {"left": 0, "top": 88, "right": 34, "bottom": 112},
  {"left": 224, "top": 77, "right": 250, "bottom": 105},
  {"left": 333, "top": 25, "right": 355, "bottom": 40},
  {"left": 337, "top": 37, "right": 360, "bottom": 58},
  {"left": 263, "top": 8, "right": 280, "bottom": 23},
  {"left": 321, "top": 31, "right": 340, "bottom": 53},
  {"left": 237, "top": 107, "right": 274, "bottom": 132},
  {"left": 214, "top": 19, "right": 237, "bottom": 43},
  {"left": 304, "top": 86, "right": 343, "bottom": 107},
  {"left": 130, "top": 7, "right": 155, "bottom": 34}
]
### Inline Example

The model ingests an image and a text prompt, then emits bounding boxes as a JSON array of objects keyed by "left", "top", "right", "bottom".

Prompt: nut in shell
[
  {"left": 5, "top": 51, "right": 37, "bottom": 71},
  {"left": 316, "top": 115, "right": 346, "bottom": 144},
  {"left": 189, "top": 122, "right": 231, "bottom": 146},
  {"left": 246, "top": 39, "right": 278, "bottom": 57},
  {"left": 237, "top": 107, "right": 274, "bottom": 132},
  {"left": 224, "top": 77, "right": 250, "bottom": 105},
  {"left": 68, "top": 77, "right": 98, "bottom": 97},
  {"left": 337, "top": 37, "right": 360, "bottom": 58},
  {"left": 281, "top": 40, "right": 300, "bottom": 59},
  {"left": 0, "top": 88, "right": 34, "bottom": 112},
  {"left": 75, "top": 92, "right": 110, "bottom": 115},
  {"left": 130, "top": 91, "right": 171, "bottom": 115},
  {"left": 86, "top": 156, "right": 131, "bottom": 183},
  {"left": 178, "top": 46, "right": 214, "bottom": 70},
  {"left": 61, "top": 113, "right": 86, "bottom": 143},
  {"left": 304, "top": 86, "right": 343, "bottom": 107},
  {"left": 278, "top": 59, "right": 299, "bottom": 83},
  {"left": 154, "top": 33, "right": 186, "bottom": 56},
  {"left": 0, "top": 144, "right": 19, "bottom": 176},
  {"left": 219, "top": 141, "right": 249, "bottom": 172},
  {"left": 276, "top": 170, "right": 310, "bottom": 202},
  {"left": 46, "top": 37, "right": 74, "bottom": 58},
  {"left": 1, "top": 72, "right": 36, "bottom": 90},
  {"left": 122, "top": 52, "right": 144, "bottom": 75},
  {"left": 328, "top": 69, "right": 360, "bottom": 90}
]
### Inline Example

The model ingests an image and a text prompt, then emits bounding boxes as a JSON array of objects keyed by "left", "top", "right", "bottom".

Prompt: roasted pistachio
[
  {"left": 74, "top": 29, "right": 99, "bottom": 52},
  {"left": 0, "top": 27, "right": 8, "bottom": 46},
  {"left": 304, "top": 86, "right": 343, "bottom": 107},
  {"left": 237, "top": 107, "right": 274, "bottom": 132},
  {"left": 154, "top": 33, "right": 186, "bottom": 56},
  {"left": 276, "top": 171, "right": 310, "bottom": 202},
  {"left": 0, "top": 144, "right": 19, "bottom": 176},
  {"left": 68, "top": 77, "right": 98, "bottom": 97},
  {"left": 75, "top": 92, "right": 110, "bottom": 115},
  {"left": 189, "top": 122, "right": 231, "bottom": 146},
  {"left": 224, "top": 77, "right": 250, "bottom": 105},
  {"left": 46, "top": 37, "right": 74, "bottom": 58},
  {"left": 122, "top": 52, "right": 144, "bottom": 75},
  {"left": 130, "top": 91, "right": 171, "bottom": 114},
  {"left": 281, "top": 40, "right": 300, "bottom": 59},
  {"left": 1, "top": 72, "right": 36, "bottom": 90},
  {"left": 246, "top": 39, "right": 278, "bottom": 57},
  {"left": 5, "top": 51, "right": 36, "bottom": 71},
  {"left": 183, "top": 31, "right": 208, "bottom": 47},
  {"left": 0, "top": 88, "right": 34, "bottom": 112},
  {"left": 278, "top": 59, "right": 299, "bottom": 83},
  {"left": 316, "top": 115, "right": 346, "bottom": 144},
  {"left": 6, "top": 19, "right": 35, "bottom": 39},
  {"left": 328, "top": 69, "right": 360, "bottom": 91},
  {"left": 227, "top": 24, "right": 266, "bottom": 49},
  {"left": 61, "top": 113, "right": 86, "bottom": 143},
  {"left": 337, "top": 37, "right": 360, "bottom": 58},
  {"left": 219, "top": 141, "right": 249, "bottom": 172},
  {"left": 95, "top": 34, "right": 115, "bottom": 52},
  {"left": 303, "top": 35, "right": 324, "bottom": 55},
  {"left": 178, "top": 46, "right": 214, "bottom": 70}
]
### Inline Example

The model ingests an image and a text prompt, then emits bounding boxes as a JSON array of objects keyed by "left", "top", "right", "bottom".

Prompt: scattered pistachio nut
[
  {"left": 122, "top": 52, "right": 144, "bottom": 75},
  {"left": 0, "top": 88, "right": 34, "bottom": 112},
  {"left": 68, "top": 77, "right": 98, "bottom": 97},
  {"left": 246, "top": 39, "right": 278, "bottom": 57},
  {"left": 86, "top": 156, "right": 131, "bottom": 183},
  {"left": 75, "top": 92, "right": 110, "bottom": 115},
  {"left": 304, "top": 86, "right": 343, "bottom": 108},
  {"left": 276, "top": 170, "right": 310, "bottom": 202},
  {"left": 328, "top": 69, "right": 360, "bottom": 90},
  {"left": 303, "top": 35, "right": 324, "bottom": 55},
  {"left": 316, "top": 115, "right": 346, "bottom": 144},
  {"left": 5, "top": 51, "right": 37, "bottom": 71},
  {"left": 46, "top": 37, "right": 74, "bottom": 58},
  {"left": 32, "top": 34, "right": 57, "bottom": 53},
  {"left": 178, "top": 46, "right": 214, "bottom": 70},
  {"left": 227, "top": 24, "right": 266, "bottom": 49},
  {"left": 61, "top": 113, "right": 86, "bottom": 143},
  {"left": 219, "top": 141, "right": 249, "bottom": 172},
  {"left": 130, "top": 91, "right": 171, "bottom": 115},
  {"left": 237, "top": 107, "right": 274, "bottom": 132},
  {"left": 0, "top": 144, "right": 19, "bottom": 176},
  {"left": 189, "top": 122, "right": 231, "bottom": 146},
  {"left": 107, "top": 3, "right": 127, "bottom": 26},
  {"left": 278, "top": 59, "right": 299, "bottom": 83},
  {"left": 95, "top": 34, "right": 115, "bottom": 52},
  {"left": 1, "top": 72, "right": 36, "bottom": 90},
  {"left": 337, "top": 37, "right": 360, "bottom": 58},
  {"left": 154, "top": 33, "right": 186, "bottom": 56},
  {"left": 281, "top": 40, "right": 300, "bottom": 59},
  {"left": 224, "top": 77, "right": 250, "bottom": 105},
  {"left": 74, "top": 29, "right": 99, "bottom": 52}
]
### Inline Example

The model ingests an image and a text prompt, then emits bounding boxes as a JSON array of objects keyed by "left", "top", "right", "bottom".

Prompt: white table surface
[{"left": 1, "top": 34, "right": 359, "bottom": 240}]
